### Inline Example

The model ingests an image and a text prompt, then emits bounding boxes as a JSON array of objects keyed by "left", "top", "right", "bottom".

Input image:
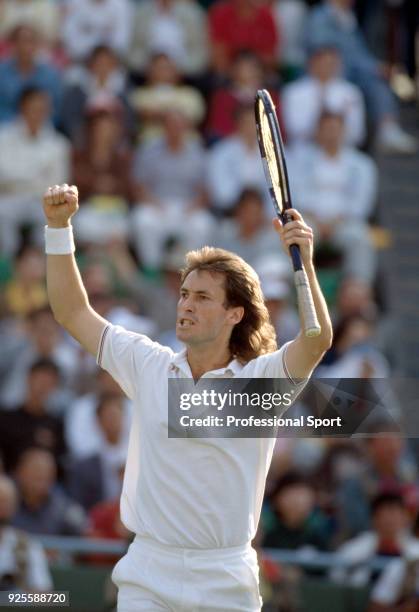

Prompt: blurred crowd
[{"left": 0, "top": 0, "right": 418, "bottom": 607}]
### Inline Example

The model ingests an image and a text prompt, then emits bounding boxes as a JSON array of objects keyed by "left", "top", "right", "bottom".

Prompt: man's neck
[
  {"left": 26, "top": 125, "right": 42, "bottom": 138},
  {"left": 23, "top": 401, "right": 44, "bottom": 416},
  {"left": 239, "top": 224, "right": 259, "bottom": 240},
  {"left": 16, "top": 57, "right": 35, "bottom": 75},
  {"left": 321, "top": 144, "right": 341, "bottom": 158},
  {"left": 167, "top": 137, "right": 184, "bottom": 153},
  {"left": 104, "top": 433, "right": 120, "bottom": 446},
  {"left": 186, "top": 344, "right": 233, "bottom": 380},
  {"left": 23, "top": 493, "right": 47, "bottom": 511},
  {"left": 315, "top": 74, "right": 333, "bottom": 85}
]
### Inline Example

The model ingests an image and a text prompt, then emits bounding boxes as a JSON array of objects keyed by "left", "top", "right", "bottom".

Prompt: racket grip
[{"left": 294, "top": 269, "right": 322, "bottom": 338}]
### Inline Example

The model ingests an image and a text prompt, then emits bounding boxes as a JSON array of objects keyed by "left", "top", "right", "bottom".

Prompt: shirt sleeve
[
  {"left": 245, "top": 343, "right": 310, "bottom": 403},
  {"left": 96, "top": 324, "right": 167, "bottom": 400},
  {"left": 370, "top": 558, "right": 406, "bottom": 605},
  {"left": 26, "top": 538, "right": 53, "bottom": 591}
]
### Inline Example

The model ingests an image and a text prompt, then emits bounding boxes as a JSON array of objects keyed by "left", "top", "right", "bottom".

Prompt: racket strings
[{"left": 259, "top": 103, "right": 283, "bottom": 209}]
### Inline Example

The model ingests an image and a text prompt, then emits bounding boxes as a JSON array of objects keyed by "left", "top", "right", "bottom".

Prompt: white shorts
[{"left": 112, "top": 536, "right": 262, "bottom": 612}]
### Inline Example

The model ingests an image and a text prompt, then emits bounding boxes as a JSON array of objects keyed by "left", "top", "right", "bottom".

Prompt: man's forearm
[
  {"left": 302, "top": 260, "right": 333, "bottom": 352},
  {"left": 47, "top": 251, "right": 90, "bottom": 326}
]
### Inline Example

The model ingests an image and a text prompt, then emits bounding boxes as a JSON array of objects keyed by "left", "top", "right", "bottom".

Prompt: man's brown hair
[{"left": 181, "top": 247, "right": 277, "bottom": 363}]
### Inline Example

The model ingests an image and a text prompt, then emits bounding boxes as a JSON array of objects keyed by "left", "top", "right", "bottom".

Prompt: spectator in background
[
  {"left": 67, "top": 393, "right": 128, "bottom": 511},
  {"left": 331, "top": 492, "right": 419, "bottom": 587},
  {"left": 62, "top": 0, "right": 132, "bottom": 62},
  {"left": 0, "top": 307, "right": 78, "bottom": 410},
  {"left": 335, "top": 431, "right": 419, "bottom": 539},
  {"left": 65, "top": 369, "right": 131, "bottom": 460},
  {"left": 131, "top": 107, "right": 213, "bottom": 270},
  {"left": 313, "top": 438, "right": 366, "bottom": 519},
  {"left": 87, "top": 237, "right": 162, "bottom": 322},
  {"left": 0, "top": 0, "right": 60, "bottom": 51},
  {"left": 268, "top": 0, "right": 308, "bottom": 75},
  {"left": 0, "top": 475, "right": 52, "bottom": 591},
  {"left": 306, "top": 0, "right": 417, "bottom": 154},
  {"left": 256, "top": 255, "right": 300, "bottom": 346},
  {"left": 208, "top": 0, "right": 278, "bottom": 78},
  {"left": 334, "top": 277, "right": 378, "bottom": 321},
  {"left": 130, "top": 52, "right": 205, "bottom": 142},
  {"left": 72, "top": 102, "right": 133, "bottom": 204},
  {"left": 212, "top": 188, "right": 281, "bottom": 266},
  {"left": 85, "top": 464, "right": 132, "bottom": 565},
  {"left": 78, "top": 257, "right": 157, "bottom": 338},
  {"left": 333, "top": 277, "right": 403, "bottom": 373},
  {"left": 283, "top": 44, "right": 366, "bottom": 147},
  {"left": 289, "top": 111, "right": 377, "bottom": 283},
  {"left": 207, "top": 102, "right": 268, "bottom": 214},
  {"left": 0, "top": 25, "right": 62, "bottom": 124},
  {"left": 70, "top": 103, "right": 134, "bottom": 246},
  {"left": 12, "top": 448, "right": 86, "bottom": 535},
  {"left": 0, "top": 359, "right": 66, "bottom": 474},
  {"left": 0, "top": 86, "right": 70, "bottom": 255},
  {"left": 261, "top": 471, "right": 333, "bottom": 552},
  {"left": 2, "top": 244, "right": 47, "bottom": 318},
  {"left": 129, "top": 0, "right": 208, "bottom": 79},
  {"left": 206, "top": 50, "right": 281, "bottom": 143},
  {"left": 87, "top": 489, "right": 131, "bottom": 542},
  {"left": 369, "top": 514, "right": 419, "bottom": 611},
  {"left": 134, "top": 243, "right": 186, "bottom": 343},
  {"left": 317, "top": 313, "right": 390, "bottom": 378},
  {"left": 60, "top": 45, "right": 132, "bottom": 143}
]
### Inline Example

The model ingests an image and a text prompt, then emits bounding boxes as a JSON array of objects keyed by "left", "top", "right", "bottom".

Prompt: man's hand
[
  {"left": 272, "top": 209, "right": 314, "bottom": 268},
  {"left": 43, "top": 184, "right": 79, "bottom": 228}
]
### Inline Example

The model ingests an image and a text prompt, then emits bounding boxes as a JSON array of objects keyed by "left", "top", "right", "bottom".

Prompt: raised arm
[
  {"left": 273, "top": 209, "right": 333, "bottom": 379},
  {"left": 43, "top": 184, "right": 108, "bottom": 356}
]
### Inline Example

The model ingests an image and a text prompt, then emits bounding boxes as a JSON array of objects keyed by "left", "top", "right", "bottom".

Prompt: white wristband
[{"left": 45, "top": 225, "right": 75, "bottom": 255}]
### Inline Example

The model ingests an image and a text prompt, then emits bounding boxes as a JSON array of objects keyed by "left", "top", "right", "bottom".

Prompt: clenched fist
[
  {"left": 43, "top": 184, "right": 79, "bottom": 228},
  {"left": 272, "top": 208, "right": 314, "bottom": 268}
]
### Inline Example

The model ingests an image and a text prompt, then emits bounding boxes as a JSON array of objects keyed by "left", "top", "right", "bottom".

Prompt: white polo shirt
[{"left": 97, "top": 324, "right": 307, "bottom": 549}]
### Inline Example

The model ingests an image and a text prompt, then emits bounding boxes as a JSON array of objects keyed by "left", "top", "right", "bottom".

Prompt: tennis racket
[{"left": 254, "top": 89, "right": 321, "bottom": 338}]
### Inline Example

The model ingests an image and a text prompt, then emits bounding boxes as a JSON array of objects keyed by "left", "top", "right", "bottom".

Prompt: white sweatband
[{"left": 45, "top": 225, "right": 75, "bottom": 255}]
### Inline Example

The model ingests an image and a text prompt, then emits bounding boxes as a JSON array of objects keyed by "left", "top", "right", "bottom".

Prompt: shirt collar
[
  {"left": 169, "top": 348, "right": 243, "bottom": 377},
  {"left": 15, "top": 118, "right": 51, "bottom": 140}
]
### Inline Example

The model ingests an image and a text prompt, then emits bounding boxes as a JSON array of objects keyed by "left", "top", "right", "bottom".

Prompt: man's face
[
  {"left": 235, "top": 195, "right": 265, "bottom": 232},
  {"left": 16, "top": 451, "right": 56, "bottom": 500},
  {"left": 176, "top": 270, "right": 241, "bottom": 347},
  {"left": 90, "top": 48, "right": 117, "bottom": 80},
  {"left": 236, "top": 109, "right": 257, "bottom": 143},
  {"left": 21, "top": 93, "right": 50, "bottom": 131},
  {"left": 274, "top": 484, "right": 314, "bottom": 528},
  {"left": 149, "top": 54, "right": 177, "bottom": 85},
  {"left": 368, "top": 435, "right": 403, "bottom": 473},
  {"left": 14, "top": 26, "right": 39, "bottom": 62},
  {"left": 233, "top": 55, "right": 261, "bottom": 89},
  {"left": 310, "top": 50, "right": 340, "bottom": 81},
  {"left": 97, "top": 399, "right": 124, "bottom": 441},
  {"left": 337, "top": 279, "right": 373, "bottom": 317},
  {"left": 317, "top": 115, "right": 345, "bottom": 151},
  {"left": 374, "top": 504, "right": 407, "bottom": 541},
  {"left": 26, "top": 368, "right": 59, "bottom": 411},
  {"left": 163, "top": 110, "right": 189, "bottom": 140},
  {"left": 28, "top": 311, "right": 60, "bottom": 354}
]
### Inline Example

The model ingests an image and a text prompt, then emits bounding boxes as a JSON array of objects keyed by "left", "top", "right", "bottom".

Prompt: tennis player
[{"left": 43, "top": 184, "right": 332, "bottom": 612}]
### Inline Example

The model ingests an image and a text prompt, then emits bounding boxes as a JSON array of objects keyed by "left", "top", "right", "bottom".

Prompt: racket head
[{"left": 254, "top": 89, "right": 292, "bottom": 219}]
